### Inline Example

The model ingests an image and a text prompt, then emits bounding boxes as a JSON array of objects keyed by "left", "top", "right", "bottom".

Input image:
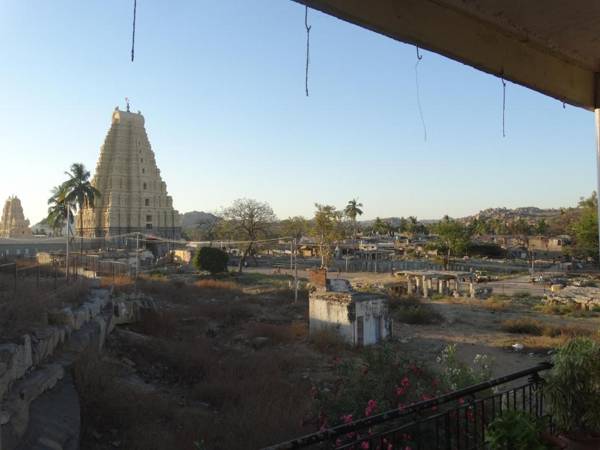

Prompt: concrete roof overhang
[{"left": 293, "top": 0, "right": 600, "bottom": 111}]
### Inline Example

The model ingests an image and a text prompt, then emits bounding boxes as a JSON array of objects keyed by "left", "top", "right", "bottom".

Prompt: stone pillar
[
  {"left": 422, "top": 275, "right": 429, "bottom": 298},
  {"left": 406, "top": 276, "right": 413, "bottom": 294},
  {"left": 439, "top": 279, "right": 446, "bottom": 295},
  {"left": 427, "top": 278, "right": 433, "bottom": 290},
  {"left": 415, "top": 276, "right": 421, "bottom": 295},
  {"left": 469, "top": 282, "right": 476, "bottom": 298}
]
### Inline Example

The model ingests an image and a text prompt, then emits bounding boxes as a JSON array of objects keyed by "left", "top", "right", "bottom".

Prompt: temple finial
[{"left": 125, "top": 97, "right": 131, "bottom": 112}]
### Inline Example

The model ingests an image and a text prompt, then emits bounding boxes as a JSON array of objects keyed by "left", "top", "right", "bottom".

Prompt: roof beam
[{"left": 293, "top": 0, "right": 600, "bottom": 110}]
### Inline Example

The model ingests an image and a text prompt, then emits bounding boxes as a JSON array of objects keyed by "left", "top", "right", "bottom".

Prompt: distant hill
[
  {"left": 464, "top": 207, "right": 562, "bottom": 222},
  {"left": 181, "top": 211, "right": 219, "bottom": 228}
]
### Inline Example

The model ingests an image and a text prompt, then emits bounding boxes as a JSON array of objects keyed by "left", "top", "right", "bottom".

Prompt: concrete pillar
[{"left": 422, "top": 275, "right": 429, "bottom": 298}]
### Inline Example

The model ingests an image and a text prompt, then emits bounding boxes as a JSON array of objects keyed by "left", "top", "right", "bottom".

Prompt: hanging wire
[
  {"left": 501, "top": 77, "right": 507, "bottom": 137},
  {"left": 304, "top": 6, "right": 312, "bottom": 97},
  {"left": 415, "top": 46, "right": 427, "bottom": 142},
  {"left": 131, "top": 0, "right": 137, "bottom": 62}
]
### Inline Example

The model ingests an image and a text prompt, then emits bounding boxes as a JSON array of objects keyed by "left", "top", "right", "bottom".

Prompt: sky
[{"left": 0, "top": 1, "right": 597, "bottom": 225}]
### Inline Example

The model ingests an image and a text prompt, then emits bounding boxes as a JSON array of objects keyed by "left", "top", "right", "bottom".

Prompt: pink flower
[
  {"left": 341, "top": 414, "right": 353, "bottom": 424},
  {"left": 361, "top": 442, "right": 370, "bottom": 449},
  {"left": 401, "top": 376, "right": 410, "bottom": 387},
  {"left": 364, "top": 399, "right": 378, "bottom": 417},
  {"left": 396, "top": 385, "right": 407, "bottom": 396},
  {"left": 335, "top": 438, "right": 342, "bottom": 447}
]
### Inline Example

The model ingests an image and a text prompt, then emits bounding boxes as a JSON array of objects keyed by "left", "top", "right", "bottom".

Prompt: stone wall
[{"left": 0, "top": 288, "right": 154, "bottom": 450}]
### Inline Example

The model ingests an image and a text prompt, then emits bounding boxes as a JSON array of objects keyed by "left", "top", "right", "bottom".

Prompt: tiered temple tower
[
  {"left": 0, "top": 196, "right": 33, "bottom": 238},
  {"left": 78, "top": 106, "right": 181, "bottom": 238}
]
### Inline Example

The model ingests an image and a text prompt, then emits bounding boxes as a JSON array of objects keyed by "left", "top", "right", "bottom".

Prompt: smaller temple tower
[{"left": 0, "top": 196, "right": 33, "bottom": 238}]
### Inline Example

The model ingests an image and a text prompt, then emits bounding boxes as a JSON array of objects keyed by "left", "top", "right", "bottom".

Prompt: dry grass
[
  {"left": 310, "top": 327, "right": 348, "bottom": 354},
  {"left": 390, "top": 296, "right": 444, "bottom": 324},
  {"left": 0, "top": 276, "right": 91, "bottom": 338},
  {"left": 501, "top": 318, "right": 593, "bottom": 340},
  {"left": 246, "top": 322, "right": 305, "bottom": 344}
]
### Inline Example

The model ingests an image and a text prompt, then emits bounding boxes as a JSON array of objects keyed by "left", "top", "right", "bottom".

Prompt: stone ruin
[
  {"left": 308, "top": 268, "right": 391, "bottom": 346},
  {"left": 544, "top": 285, "right": 600, "bottom": 311},
  {"left": 0, "top": 197, "right": 32, "bottom": 239}
]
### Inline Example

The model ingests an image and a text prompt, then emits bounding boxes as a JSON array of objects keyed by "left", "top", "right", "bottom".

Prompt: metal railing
[{"left": 265, "top": 362, "right": 553, "bottom": 450}]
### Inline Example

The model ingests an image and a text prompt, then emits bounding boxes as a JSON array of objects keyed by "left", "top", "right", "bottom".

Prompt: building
[
  {"left": 0, "top": 196, "right": 32, "bottom": 238},
  {"left": 78, "top": 105, "right": 181, "bottom": 239},
  {"left": 308, "top": 268, "right": 391, "bottom": 346}
]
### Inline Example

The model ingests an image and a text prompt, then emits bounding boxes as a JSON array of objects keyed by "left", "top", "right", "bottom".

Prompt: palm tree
[
  {"left": 344, "top": 198, "right": 364, "bottom": 240},
  {"left": 61, "top": 163, "right": 100, "bottom": 254},
  {"left": 47, "top": 185, "right": 73, "bottom": 237}
]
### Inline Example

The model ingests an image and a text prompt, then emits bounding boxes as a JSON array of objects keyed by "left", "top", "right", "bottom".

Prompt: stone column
[
  {"left": 415, "top": 276, "right": 421, "bottom": 295},
  {"left": 422, "top": 275, "right": 429, "bottom": 298},
  {"left": 427, "top": 278, "right": 433, "bottom": 290},
  {"left": 469, "top": 282, "right": 476, "bottom": 298},
  {"left": 406, "top": 276, "right": 413, "bottom": 294},
  {"left": 439, "top": 279, "right": 446, "bottom": 295}
]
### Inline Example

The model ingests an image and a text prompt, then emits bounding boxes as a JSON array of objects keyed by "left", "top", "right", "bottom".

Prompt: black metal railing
[{"left": 265, "top": 362, "right": 553, "bottom": 450}]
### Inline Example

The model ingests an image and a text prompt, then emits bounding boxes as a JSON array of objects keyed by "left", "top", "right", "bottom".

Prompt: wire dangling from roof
[
  {"left": 501, "top": 77, "right": 507, "bottom": 137},
  {"left": 415, "top": 46, "right": 427, "bottom": 142},
  {"left": 304, "top": 6, "right": 312, "bottom": 97},
  {"left": 131, "top": 0, "right": 137, "bottom": 62}
]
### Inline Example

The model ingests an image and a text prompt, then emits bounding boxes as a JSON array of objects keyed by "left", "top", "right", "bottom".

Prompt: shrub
[
  {"left": 546, "top": 338, "right": 600, "bottom": 434},
  {"left": 485, "top": 410, "right": 546, "bottom": 450},
  {"left": 193, "top": 247, "right": 228, "bottom": 274},
  {"left": 501, "top": 318, "right": 592, "bottom": 339},
  {"left": 390, "top": 297, "right": 443, "bottom": 324},
  {"left": 309, "top": 327, "right": 347, "bottom": 354},
  {"left": 437, "top": 344, "right": 492, "bottom": 391}
]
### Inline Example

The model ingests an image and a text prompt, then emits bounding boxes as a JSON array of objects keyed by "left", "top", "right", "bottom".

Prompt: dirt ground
[{"left": 74, "top": 270, "right": 599, "bottom": 450}]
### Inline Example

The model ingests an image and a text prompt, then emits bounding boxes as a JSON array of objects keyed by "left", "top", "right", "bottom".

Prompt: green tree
[
  {"left": 220, "top": 198, "right": 277, "bottom": 273},
  {"left": 344, "top": 198, "right": 363, "bottom": 240},
  {"left": 312, "top": 204, "right": 344, "bottom": 267},
  {"left": 435, "top": 216, "right": 472, "bottom": 267},
  {"left": 570, "top": 192, "right": 598, "bottom": 261},
  {"left": 46, "top": 184, "right": 74, "bottom": 237},
  {"left": 193, "top": 247, "right": 229, "bottom": 274},
  {"left": 61, "top": 163, "right": 100, "bottom": 254},
  {"left": 280, "top": 216, "right": 309, "bottom": 242},
  {"left": 535, "top": 219, "right": 549, "bottom": 235}
]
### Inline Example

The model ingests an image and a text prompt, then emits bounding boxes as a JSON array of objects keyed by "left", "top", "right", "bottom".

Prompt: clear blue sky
[{"left": 0, "top": 1, "right": 596, "bottom": 225}]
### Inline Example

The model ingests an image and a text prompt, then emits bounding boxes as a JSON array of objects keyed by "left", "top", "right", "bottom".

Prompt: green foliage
[
  {"left": 313, "top": 344, "right": 441, "bottom": 425},
  {"left": 193, "top": 247, "right": 229, "bottom": 274},
  {"left": 311, "top": 204, "right": 345, "bottom": 265},
  {"left": 569, "top": 192, "right": 598, "bottom": 261},
  {"left": 546, "top": 337, "right": 600, "bottom": 434},
  {"left": 466, "top": 242, "right": 506, "bottom": 258},
  {"left": 390, "top": 296, "right": 443, "bottom": 324},
  {"left": 435, "top": 217, "right": 472, "bottom": 257},
  {"left": 436, "top": 344, "right": 492, "bottom": 391},
  {"left": 485, "top": 410, "right": 547, "bottom": 450}
]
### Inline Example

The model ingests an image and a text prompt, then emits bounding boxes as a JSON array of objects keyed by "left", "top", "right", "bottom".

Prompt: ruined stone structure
[
  {"left": 0, "top": 197, "right": 32, "bottom": 238},
  {"left": 77, "top": 106, "right": 181, "bottom": 238},
  {"left": 308, "top": 268, "right": 391, "bottom": 346}
]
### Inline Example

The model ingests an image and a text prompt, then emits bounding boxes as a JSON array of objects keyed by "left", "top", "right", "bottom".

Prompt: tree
[
  {"left": 570, "top": 192, "right": 598, "bottom": 261},
  {"left": 47, "top": 184, "right": 74, "bottom": 237},
  {"left": 221, "top": 198, "right": 276, "bottom": 273},
  {"left": 435, "top": 217, "right": 472, "bottom": 268},
  {"left": 193, "top": 247, "right": 229, "bottom": 274},
  {"left": 535, "top": 219, "right": 549, "bottom": 236},
  {"left": 61, "top": 163, "right": 100, "bottom": 254},
  {"left": 280, "top": 216, "right": 309, "bottom": 242},
  {"left": 344, "top": 198, "right": 363, "bottom": 240},
  {"left": 311, "top": 204, "right": 344, "bottom": 267}
]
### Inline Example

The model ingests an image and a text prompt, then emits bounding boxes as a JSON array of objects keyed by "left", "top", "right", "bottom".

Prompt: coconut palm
[
  {"left": 344, "top": 198, "right": 364, "bottom": 240},
  {"left": 61, "top": 163, "right": 100, "bottom": 253},
  {"left": 46, "top": 184, "right": 74, "bottom": 237}
]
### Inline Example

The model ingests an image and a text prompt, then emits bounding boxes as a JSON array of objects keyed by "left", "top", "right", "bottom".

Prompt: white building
[{"left": 308, "top": 269, "right": 391, "bottom": 346}]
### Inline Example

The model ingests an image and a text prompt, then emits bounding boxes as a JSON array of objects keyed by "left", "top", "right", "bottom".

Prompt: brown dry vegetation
[
  {"left": 77, "top": 272, "right": 321, "bottom": 450},
  {"left": 0, "top": 273, "right": 91, "bottom": 339}
]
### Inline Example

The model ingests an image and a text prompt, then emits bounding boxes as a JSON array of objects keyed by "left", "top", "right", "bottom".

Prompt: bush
[
  {"left": 193, "top": 247, "right": 228, "bottom": 274},
  {"left": 485, "top": 410, "right": 546, "bottom": 450},
  {"left": 546, "top": 338, "right": 600, "bottom": 434},
  {"left": 437, "top": 344, "right": 492, "bottom": 391},
  {"left": 501, "top": 318, "right": 592, "bottom": 339},
  {"left": 390, "top": 296, "right": 444, "bottom": 324}
]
